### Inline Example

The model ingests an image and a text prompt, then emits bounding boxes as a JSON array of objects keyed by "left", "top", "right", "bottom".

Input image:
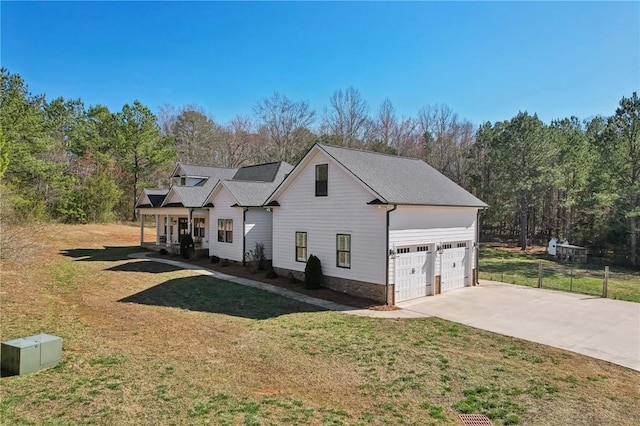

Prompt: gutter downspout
[
  {"left": 385, "top": 204, "right": 398, "bottom": 305},
  {"left": 476, "top": 207, "right": 486, "bottom": 285},
  {"left": 242, "top": 208, "right": 248, "bottom": 265}
]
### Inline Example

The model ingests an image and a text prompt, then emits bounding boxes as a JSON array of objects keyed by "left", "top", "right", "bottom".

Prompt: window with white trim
[
  {"left": 337, "top": 234, "right": 351, "bottom": 268},
  {"left": 218, "top": 219, "right": 233, "bottom": 243},
  {"left": 295, "top": 232, "right": 307, "bottom": 262},
  {"left": 194, "top": 218, "right": 205, "bottom": 238}
]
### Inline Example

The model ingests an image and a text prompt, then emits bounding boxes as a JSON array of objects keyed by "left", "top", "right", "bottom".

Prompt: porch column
[
  {"left": 188, "top": 209, "right": 193, "bottom": 235},
  {"left": 140, "top": 214, "right": 145, "bottom": 245},
  {"left": 165, "top": 214, "right": 170, "bottom": 245},
  {"left": 155, "top": 214, "right": 160, "bottom": 245}
]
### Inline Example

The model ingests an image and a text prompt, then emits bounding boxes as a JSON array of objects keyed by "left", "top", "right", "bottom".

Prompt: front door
[{"left": 178, "top": 217, "right": 189, "bottom": 242}]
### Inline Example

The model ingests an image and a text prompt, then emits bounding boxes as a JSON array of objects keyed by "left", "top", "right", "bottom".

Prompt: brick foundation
[
  {"left": 273, "top": 267, "right": 387, "bottom": 303},
  {"left": 435, "top": 275, "right": 442, "bottom": 295},
  {"left": 472, "top": 268, "right": 477, "bottom": 286}
]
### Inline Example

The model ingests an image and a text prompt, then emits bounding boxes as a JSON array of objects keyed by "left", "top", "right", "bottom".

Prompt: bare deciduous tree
[
  {"left": 418, "top": 104, "right": 475, "bottom": 185},
  {"left": 253, "top": 93, "right": 315, "bottom": 163},
  {"left": 322, "top": 87, "right": 370, "bottom": 148},
  {"left": 157, "top": 103, "right": 178, "bottom": 137},
  {"left": 376, "top": 98, "right": 396, "bottom": 147},
  {"left": 217, "top": 115, "right": 263, "bottom": 168},
  {"left": 170, "top": 106, "right": 220, "bottom": 165}
]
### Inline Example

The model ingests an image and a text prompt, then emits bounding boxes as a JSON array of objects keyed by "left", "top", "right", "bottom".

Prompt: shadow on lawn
[
  {"left": 118, "top": 275, "right": 325, "bottom": 320},
  {"left": 60, "top": 246, "right": 144, "bottom": 262},
  {"left": 105, "top": 261, "right": 182, "bottom": 274}
]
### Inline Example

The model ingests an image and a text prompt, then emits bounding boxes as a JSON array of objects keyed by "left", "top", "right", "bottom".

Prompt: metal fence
[{"left": 481, "top": 260, "right": 616, "bottom": 299}]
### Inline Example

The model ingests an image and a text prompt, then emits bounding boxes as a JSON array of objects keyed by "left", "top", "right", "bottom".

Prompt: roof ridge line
[{"left": 318, "top": 143, "right": 423, "bottom": 161}]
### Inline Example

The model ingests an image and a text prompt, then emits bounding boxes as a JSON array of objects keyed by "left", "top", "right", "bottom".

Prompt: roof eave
[{"left": 387, "top": 202, "right": 489, "bottom": 208}]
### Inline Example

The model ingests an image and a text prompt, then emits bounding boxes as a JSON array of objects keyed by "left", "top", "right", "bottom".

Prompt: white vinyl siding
[
  {"left": 162, "top": 191, "right": 184, "bottom": 206},
  {"left": 209, "top": 187, "right": 244, "bottom": 261},
  {"left": 244, "top": 208, "right": 274, "bottom": 260},
  {"left": 388, "top": 205, "right": 478, "bottom": 282},
  {"left": 272, "top": 151, "right": 386, "bottom": 284}
]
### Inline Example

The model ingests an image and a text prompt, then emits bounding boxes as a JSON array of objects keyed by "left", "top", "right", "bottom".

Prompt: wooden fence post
[
  {"left": 501, "top": 257, "right": 504, "bottom": 282},
  {"left": 602, "top": 266, "right": 609, "bottom": 298},
  {"left": 570, "top": 267, "right": 573, "bottom": 292},
  {"left": 537, "top": 260, "right": 543, "bottom": 288}
]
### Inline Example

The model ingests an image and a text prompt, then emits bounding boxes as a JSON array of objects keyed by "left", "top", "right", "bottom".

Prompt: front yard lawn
[{"left": 1, "top": 225, "right": 638, "bottom": 425}]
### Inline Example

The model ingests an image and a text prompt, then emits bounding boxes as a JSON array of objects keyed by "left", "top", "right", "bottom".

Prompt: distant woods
[{"left": 1, "top": 67, "right": 638, "bottom": 266}]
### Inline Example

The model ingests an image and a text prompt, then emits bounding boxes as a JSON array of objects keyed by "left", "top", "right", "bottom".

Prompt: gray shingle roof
[
  {"left": 166, "top": 167, "right": 237, "bottom": 207},
  {"left": 174, "top": 163, "right": 236, "bottom": 178},
  {"left": 136, "top": 188, "right": 169, "bottom": 208},
  {"left": 232, "top": 161, "right": 287, "bottom": 182},
  {"left": 319, "top": 144, "right": 487, "bottom": 207},
  {"left": 221, "top": 162, "right": 293, "bottom": 206}
]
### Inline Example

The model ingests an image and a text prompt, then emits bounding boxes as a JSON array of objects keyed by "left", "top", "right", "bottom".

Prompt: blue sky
[{"left": 2, "top": 1, "right": 638, "bottom": 126}]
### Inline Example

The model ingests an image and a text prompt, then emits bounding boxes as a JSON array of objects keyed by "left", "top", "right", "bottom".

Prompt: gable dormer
[{"left": 171, "top": 163, "right": 214, "bottom": 187}]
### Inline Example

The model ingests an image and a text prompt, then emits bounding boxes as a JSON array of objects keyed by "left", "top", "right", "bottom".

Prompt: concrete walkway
[
  {"left": 128, "top": 253, "right": 640, "bottom": 370},
  {"left": 398, "top": 280, "right": 640, "bottom": 371},
  {"left": 128, "top": 253, "right": 420, "bottom": 319}
]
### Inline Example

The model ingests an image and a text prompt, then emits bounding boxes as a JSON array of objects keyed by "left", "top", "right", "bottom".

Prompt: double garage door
[{"left": 394, "top": 242, "right": 470, "bottom": 303}]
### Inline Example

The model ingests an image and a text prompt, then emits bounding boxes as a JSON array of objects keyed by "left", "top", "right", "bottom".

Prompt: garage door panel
[
  {"left": 395, "top": 245, "right": 433, "bottom": 302},
  {"left": 441, "top": 246, "right": 468, "bottom": 292}
]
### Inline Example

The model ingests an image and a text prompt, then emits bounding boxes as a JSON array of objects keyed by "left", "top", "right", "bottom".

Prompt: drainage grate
[{"left": 458, "top": 413, "right": 493, "bottom": 426}]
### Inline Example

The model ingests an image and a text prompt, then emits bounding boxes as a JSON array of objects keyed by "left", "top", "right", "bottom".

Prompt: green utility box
[{"left": 1, "top": 333, "right": 63, "bottom": 375}]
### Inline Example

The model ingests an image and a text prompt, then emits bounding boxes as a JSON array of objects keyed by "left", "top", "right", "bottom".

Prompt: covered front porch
[{"left": 138, "top": 207, "right": 210, "bottom": 254}]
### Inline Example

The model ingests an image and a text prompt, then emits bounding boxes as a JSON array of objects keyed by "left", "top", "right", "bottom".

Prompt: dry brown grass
[{"left": 1, "top": 224, "right": 639, "bottom": 425}]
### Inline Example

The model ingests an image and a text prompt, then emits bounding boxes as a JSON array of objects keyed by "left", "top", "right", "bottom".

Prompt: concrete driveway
[{"left": 397, "top": 280, "right": 640, "bottom": 371}]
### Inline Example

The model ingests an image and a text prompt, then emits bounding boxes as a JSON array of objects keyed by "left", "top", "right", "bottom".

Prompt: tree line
[{"left": 1, "top": 68, "right": 637, "bottom": 266}]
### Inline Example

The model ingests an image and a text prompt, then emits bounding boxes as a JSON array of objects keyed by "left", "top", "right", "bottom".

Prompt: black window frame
[
  {"left": 193, "top": 218, "right": 206, "bottom": 238},
  {"left": 217, "top": 219, "right": 233, "bottom": 243},
  {"left": 315, "top": 164, "right": 328, "bottom": 196},
  {"left": 336, "top": 234, "right": 351, "bottom": 269},
  {"left": 295, "top": 232, "right": 307, "bottom": 262}
]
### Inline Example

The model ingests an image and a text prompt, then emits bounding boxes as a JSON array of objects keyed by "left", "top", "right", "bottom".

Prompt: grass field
[
  {"left": 478, "top": 245, "right": 640, "bottom": 303},
  {"left": 1, "top": 224, "right": 639, "bottom": 425}
]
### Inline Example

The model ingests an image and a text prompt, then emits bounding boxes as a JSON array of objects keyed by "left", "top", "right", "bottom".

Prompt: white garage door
[
  {"left": 440, "top": 243, "right": 469, "bottom": 292},
  {"left": 394, "top": 245, "right": 433, "bottom": 302}
]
